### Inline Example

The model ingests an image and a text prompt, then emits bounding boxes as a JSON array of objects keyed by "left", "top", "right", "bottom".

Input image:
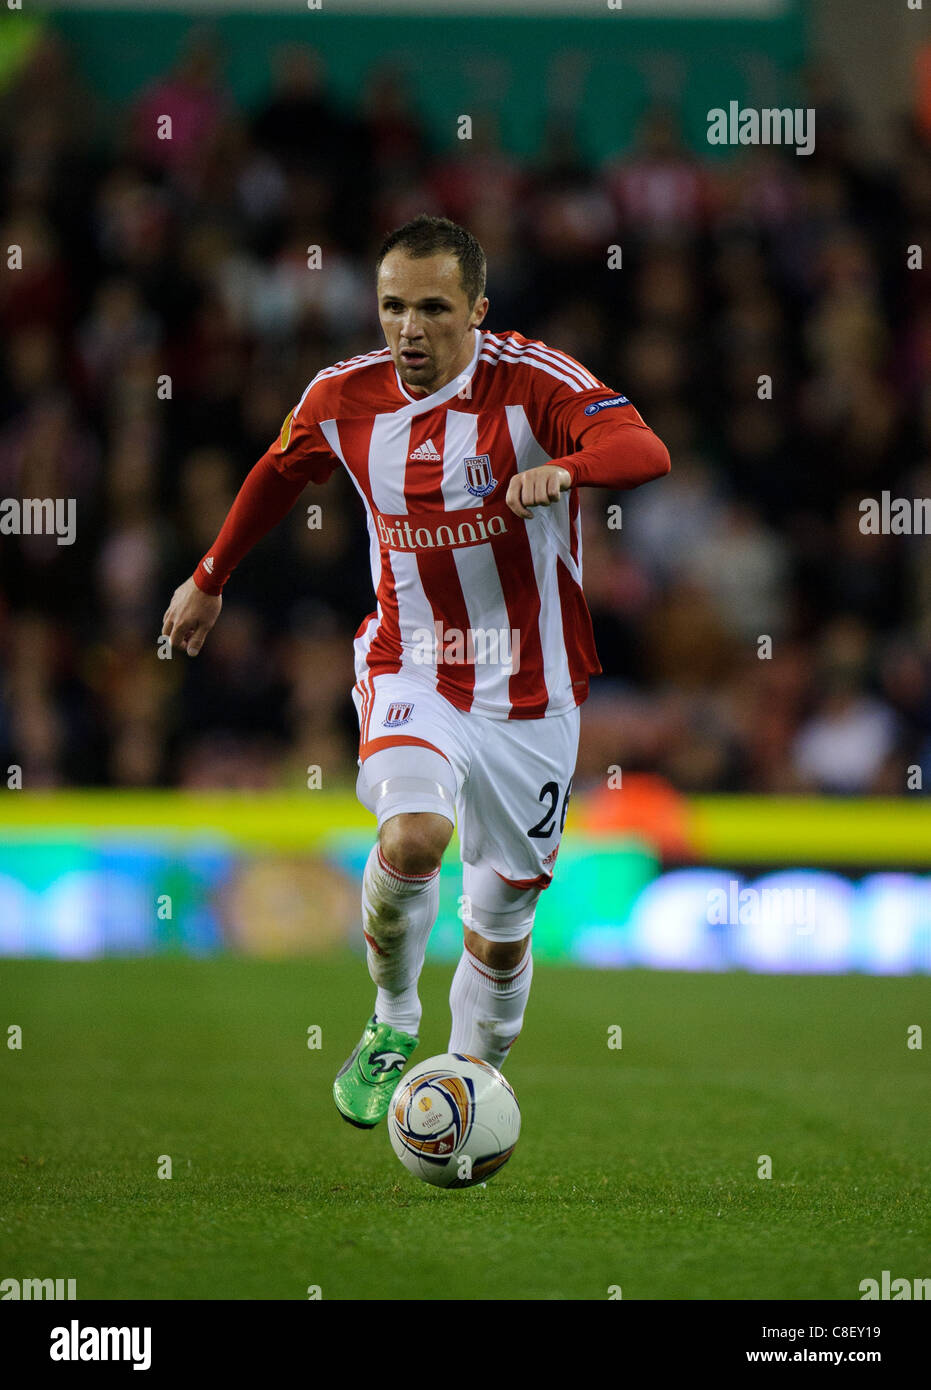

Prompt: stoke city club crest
[{"left": 463, "top": 454, "right": 497, "bottom": 498}]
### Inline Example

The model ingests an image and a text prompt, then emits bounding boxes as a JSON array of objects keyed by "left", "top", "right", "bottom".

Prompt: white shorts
[{"left": 352, "top": 670, "right": 580, "bottom": 891}]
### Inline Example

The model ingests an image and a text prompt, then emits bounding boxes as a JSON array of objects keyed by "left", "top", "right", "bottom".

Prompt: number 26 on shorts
[{"left": 527, "top": 779, "right": 572, "bottom": 839}]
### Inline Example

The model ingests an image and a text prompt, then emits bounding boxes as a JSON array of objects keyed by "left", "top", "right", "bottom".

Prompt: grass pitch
[{"left": 1, "top": 956, "right": 928, "bottom": 1300}]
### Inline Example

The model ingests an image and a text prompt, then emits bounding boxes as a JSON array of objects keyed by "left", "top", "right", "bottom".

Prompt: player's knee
[
  {"left": 379, "top": 811, "right": 453, "bottom": 877},
  {"left": 460, "top": 864, "right": 539, "bottom": 967},
  {"left": 464, "top": 927, "right": 531, "bottom": 971}
]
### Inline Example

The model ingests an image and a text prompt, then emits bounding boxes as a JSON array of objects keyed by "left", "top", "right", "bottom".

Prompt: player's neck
[{"left": 407, "top": 327, "right": 478, "bottom": 397}]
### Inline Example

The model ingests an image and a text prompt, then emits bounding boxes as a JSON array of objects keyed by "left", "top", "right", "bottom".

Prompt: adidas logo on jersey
[
  {"left": 202, "top": 557, "right": 214, "bottom": 574},
  {"left": 409, "top": 438, "right": 441, "bottom": 462}
]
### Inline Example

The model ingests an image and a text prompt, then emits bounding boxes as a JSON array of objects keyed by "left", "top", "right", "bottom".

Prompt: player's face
[{"left": 377, "top": 251, "right": 488, "bottom": 396}]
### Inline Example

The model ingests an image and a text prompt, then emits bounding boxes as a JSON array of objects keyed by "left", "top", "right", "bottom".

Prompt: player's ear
[{"left": 471, "top": 296, "right": 489, "bottom": 329}]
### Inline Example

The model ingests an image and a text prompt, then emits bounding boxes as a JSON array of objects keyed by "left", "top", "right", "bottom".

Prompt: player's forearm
[
  {"left": 193, "top": 454, "right": 307, "bottom": 595},
  {"left": 557, "top": 423, "right": 671, "bottom": 489}
]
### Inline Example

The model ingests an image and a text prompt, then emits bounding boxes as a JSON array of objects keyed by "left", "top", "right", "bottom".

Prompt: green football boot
[{"left": 333, "top": 1015, "right": 418, "bottom": 1128}]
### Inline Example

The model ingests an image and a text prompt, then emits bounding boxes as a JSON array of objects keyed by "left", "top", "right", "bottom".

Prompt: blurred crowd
[{"left": 2, "top": 30, "right": 931, "bottom": 795}]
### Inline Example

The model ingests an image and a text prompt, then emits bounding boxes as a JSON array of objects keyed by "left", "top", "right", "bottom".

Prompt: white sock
[
  {"left": 362, "top": 843, "right": 440, "bottom": 1037},
  {"left": 448, "top": 945, "right": 533, "bottom": 1069}
]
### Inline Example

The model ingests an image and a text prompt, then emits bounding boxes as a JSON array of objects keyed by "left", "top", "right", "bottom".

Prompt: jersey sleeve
[
  {"left": 527, "top": 362, "right": 670, "bottom": 490},
  {"left": 265, "top": 382, "right": 342, "bottom": 485}
]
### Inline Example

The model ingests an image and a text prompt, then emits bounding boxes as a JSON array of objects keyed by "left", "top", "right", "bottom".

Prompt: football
[{"left": 387, "top": 1053, "right": 521, "bottom": 1189}]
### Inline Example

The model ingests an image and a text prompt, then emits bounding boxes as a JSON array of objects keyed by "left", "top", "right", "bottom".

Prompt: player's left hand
[{"left": 505, "top": 465, "right": 572, "bottom": 519}]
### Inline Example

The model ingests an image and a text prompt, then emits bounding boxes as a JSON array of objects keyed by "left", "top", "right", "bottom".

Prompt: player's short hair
[{"left": 376, "top": 215, "right": 486, "bottom": 307}]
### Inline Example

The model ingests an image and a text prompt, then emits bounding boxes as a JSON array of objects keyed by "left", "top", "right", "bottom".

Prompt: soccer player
[{"left": 162, "top": 215, "right": 670, "bottom": 1128}]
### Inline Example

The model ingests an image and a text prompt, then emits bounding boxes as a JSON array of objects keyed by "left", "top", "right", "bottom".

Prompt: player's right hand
[{"left": 161, "top": 575, "right": 222, "bottom": 657}]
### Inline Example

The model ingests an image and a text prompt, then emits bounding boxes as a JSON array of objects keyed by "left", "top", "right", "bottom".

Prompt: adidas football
[{"left": 387, "top": 1053, "right": 520, "bottom": 1189}]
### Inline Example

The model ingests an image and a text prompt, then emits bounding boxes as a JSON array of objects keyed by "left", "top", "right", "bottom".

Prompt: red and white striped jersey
[{"left": 268, "top": 328, "right": 640, "bottom": 720}]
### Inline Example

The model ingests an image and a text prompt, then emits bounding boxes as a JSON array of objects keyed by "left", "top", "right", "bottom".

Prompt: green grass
[{"left": 1, "top": 957, "right": 929, "bottom": 1300}]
